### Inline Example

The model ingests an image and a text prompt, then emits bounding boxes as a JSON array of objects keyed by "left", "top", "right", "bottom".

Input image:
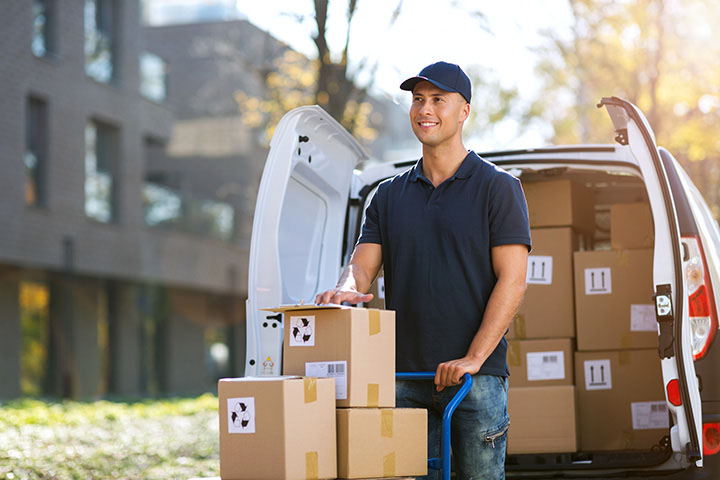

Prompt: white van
[{"left": 244, "top": 98, "right": 720, "bottom": 478}]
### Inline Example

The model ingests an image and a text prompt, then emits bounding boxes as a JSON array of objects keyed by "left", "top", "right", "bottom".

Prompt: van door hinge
[{"left": 655, "top": 284, "right": 675, "bottom": 359}]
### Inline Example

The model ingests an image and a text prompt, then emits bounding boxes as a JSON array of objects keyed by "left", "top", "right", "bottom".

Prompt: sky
[{"left": 145, "top": 0, "right": 574, "bottom": 149}]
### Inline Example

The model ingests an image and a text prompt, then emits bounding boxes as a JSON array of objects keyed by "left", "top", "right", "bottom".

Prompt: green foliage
[
  {"left": 0, "top": 395, "right": 219, "bottom": 479},
  {"left": 529, "top": 0, "right": 720, "bottom": 217}
]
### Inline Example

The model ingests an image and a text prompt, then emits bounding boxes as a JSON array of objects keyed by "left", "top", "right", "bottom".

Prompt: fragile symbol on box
[
  {"left": 584, "top": 267, "right": 612, "bottom": 295},
  {"left": 631, "top": 401, "right": 669, "bottom": 430},
  {"left": 526, "top": 256, "right": 553, "bottom": 285},
  {"left": 228, "top": 397, "right": 255, "bottom": 434},
  {"left": 289, "top": 315, "right": 315, "bottom": 346},
  {"left": 584, "top": 359, "right": 612, "bottom": 390}
]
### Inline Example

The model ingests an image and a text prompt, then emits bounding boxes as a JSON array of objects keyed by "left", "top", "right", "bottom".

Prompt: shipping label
[
  {"left": 631, "top": 401, "right": 669, "bottom": 430},
  {"left": 227, "top": 397, "right": 255, "bottom": 434},
  {"left": 289, "top": 315, "right": 315, "bottom": 346},
  {"left": 584, "top": 359, "right": 612, "bottom": 390},
  {"left": 526, "top": 256, "right": 553, "bottom": 285},
  {"left": 305, "top": 360, "right": 348, "bottom": 400},
  {"left": 526, "top": 350, "right": 565, "bottom": 381},
  {"left": 584, "top": 267, "right": 612, "bottom": 295},
  {"left": 630, "top": 304, "right": 656, "bottom": 332}
]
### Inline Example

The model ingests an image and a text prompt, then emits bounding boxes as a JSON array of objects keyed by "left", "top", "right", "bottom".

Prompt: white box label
[
  {"left": 584, "top": 359, "right": 612, "bottom": 390},
  {"left": 526, "top": 350, "right": 565, "bottom": 381},
  {"left": 227, "top": 397, "right": 255, "bottom": 434},
  {"left": 584, "top": 267, "right": 612, "bottom": 295},
  {"left": 289, "top": 315, "right": 315, "bottom": 346},
  {"left": 631, "top": 304, "right": 656, "bottom": 332},
  {"left": 526, "top": 256, "right": 553, "bottom": 285},
  {"left": 631, "top": 401, "right": 669, "bottom": 430},
  {"left": 377, "top": 276, "right": 385, "bottom": 299},
  {"left": 305, "top": 360, "right": 347, "bottom": 400}
]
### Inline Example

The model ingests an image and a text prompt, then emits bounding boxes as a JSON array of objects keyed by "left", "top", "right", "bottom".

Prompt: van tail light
[
  {"left": 682, "top": 236, "right": 719, "bottom": 360},
  {"left": 666, "top": 379, "right": 682, "bottom": 406},
  {"left": 704, "top": 423, "right": 720, "bottom": 456}
]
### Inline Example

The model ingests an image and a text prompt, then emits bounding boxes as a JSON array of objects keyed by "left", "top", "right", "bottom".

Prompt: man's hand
[
  {"left": 434, "top": 356, "right": 483, "bottom": 391},
  {"left": 315, "top": 288, "right": 374, "bottom": 306}
]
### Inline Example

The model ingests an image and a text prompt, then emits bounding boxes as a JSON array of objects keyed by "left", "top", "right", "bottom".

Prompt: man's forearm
[
  {"left": 335, "top": 263, "right": 374, "bottom": 293},
  {"left": 465, "top": 276, "right": 526, "bottom": 366}
]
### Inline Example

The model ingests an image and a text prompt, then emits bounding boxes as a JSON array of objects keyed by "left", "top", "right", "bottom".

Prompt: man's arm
[
  {"left": 434, "top": 244, "right": 528, "bottom": 390},
  {"left": 315, "top": 243, "right": 383, "bottom": 305}
]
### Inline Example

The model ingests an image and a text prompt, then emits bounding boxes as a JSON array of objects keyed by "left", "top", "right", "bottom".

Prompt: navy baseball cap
[{"left": 400, "top": 61, "right": 472, "bottom": 103}]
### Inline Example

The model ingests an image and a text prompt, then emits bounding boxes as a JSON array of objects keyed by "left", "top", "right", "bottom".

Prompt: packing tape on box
[
  {"left": 619, "top": 350, "right": 632, "bottom": 365},
  {"left": 369, "top": 309, "right": 381, "bottom": 335},
  {"left": 305, "top": 451, "right": 319, "bottom": 480},
  {"left": 304, "top": 377, "right": 317, "bottom": 403},
  {"left": 507, "top": 341, "right": 521, "bottom": 367},
  {"left": 383, "top": 451, "right": 396, "bottom": 477},
  {"left": 367, "top": 383, "right": 379, "bottom": 407},
  {"left": 381, "top": 409, "right": 394, "bottom": 438},
  {"left": 512, "top": 314, "right": 527, "bottom": 339},
  {"left": 620, "top": 333, "right": 633, "bottom": 350}
]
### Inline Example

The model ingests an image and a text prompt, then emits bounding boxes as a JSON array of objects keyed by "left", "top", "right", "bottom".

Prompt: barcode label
[
  {"left": 305, "top": 361, "right": 347, "bottom": 400},
  {"left": 526, "top": 351, "right": 565, "bottom": 381},
  {"left": 631, "top": 401, "right": 669, "bottom": 430}
]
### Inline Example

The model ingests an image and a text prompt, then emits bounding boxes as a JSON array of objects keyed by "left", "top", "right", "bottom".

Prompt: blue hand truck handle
[{"left": 396, "top": 372, "right": 473, "bottom": 480}]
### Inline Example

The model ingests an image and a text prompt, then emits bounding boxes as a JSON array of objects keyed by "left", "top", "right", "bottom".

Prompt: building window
[
  {"left": 84, "top": 0, "right": 116, "bottom": 83},
  {"left": 140, "top": 52, "right": 167, "bottom": 102},
  {"left": 20, "top": 281, "right": 50, "bottom": 396},
  {"left": 85, "top": 120, "right": 118, "bottom": 223},
  {"left": 25, "top": 97, "right": 48, "bottom": 206},
  {"left": 32, "top": 0, "right": 56, "bottom": 57}
]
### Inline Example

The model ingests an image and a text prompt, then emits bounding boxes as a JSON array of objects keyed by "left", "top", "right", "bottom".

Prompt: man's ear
[{"left": 460, "top": 99, "right": 470, "bottom": 122}]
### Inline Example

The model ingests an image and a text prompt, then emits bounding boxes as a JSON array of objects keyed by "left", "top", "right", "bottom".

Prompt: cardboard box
[
  {"left": 337, "top": 408, "right": 427, "bottom": 479},
  {"left": 573, "top": 249, "right": 658, "bottom": 351},
  {"left": 218, "top": 376, "right": 337, "bottom": 480},
  {"left": 508, "top": 338, "right": 574, "bottom": 387},
  {"left": 276, "top": 305, "right": 396, "bottom": 407},
  {"left": 365, "top": 268, "right": 386, "bottom": 309},
  {"left": 611, "top": 203, "right": 654, "bottom": 250},
  {"left": 510, "top": 227, "right": 577, "bottom": 339},
  {"left": 507, "top": 385, "right": 577, "bottom": 454},
  {"left": 575, "top": 349, "right": 667, "bottom": 451},
  {"left": 522, "top": 179, "right": 595, "bottom": 234}
]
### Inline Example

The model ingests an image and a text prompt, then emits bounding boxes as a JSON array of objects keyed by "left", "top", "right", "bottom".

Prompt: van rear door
[
  {"left": 245, "top": 106, "right": 368, "bottom": 376},
  {"left": 599, "top": 97, "right": 703, "bottom": 466}
]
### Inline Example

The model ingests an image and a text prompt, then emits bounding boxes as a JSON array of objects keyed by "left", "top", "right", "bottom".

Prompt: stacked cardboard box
[
  {"left": 573, "top": 202, "right": 666, "bottom": 450},
  {"left": 218, "top": 376, "right": 338, "bottom": 479},
  {"left": 506, "top": 179, "right": 594, "bottom": 454},
  {"left": 281, "top": 305, "right": 427, "bottom": 479}
]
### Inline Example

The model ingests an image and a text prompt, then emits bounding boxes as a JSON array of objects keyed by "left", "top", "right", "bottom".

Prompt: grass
[{"left": 0, "top": 394, "right": 220, "bottom": 480}]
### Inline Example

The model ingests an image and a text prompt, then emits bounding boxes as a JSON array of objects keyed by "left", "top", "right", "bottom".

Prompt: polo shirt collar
[{"left": 409, "top": 151, "right": 477, "bottom": 183}]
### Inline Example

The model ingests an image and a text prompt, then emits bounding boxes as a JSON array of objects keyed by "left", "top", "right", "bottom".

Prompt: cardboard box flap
[{"left": 262, "top": 303, "right": 351, "bottom": 312}]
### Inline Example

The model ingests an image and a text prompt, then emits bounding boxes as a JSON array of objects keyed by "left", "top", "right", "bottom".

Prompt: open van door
[
  {"left": 245, "top": 106, "right": 368, "bottom": 376},
  {"left": 599, "top": 97, "right": 703, "bottom": 467}
]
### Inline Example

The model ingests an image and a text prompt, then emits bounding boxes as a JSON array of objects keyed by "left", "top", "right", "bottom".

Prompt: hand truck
[{"left": 395, "top": 372, "right": 473, "bottom": 480}]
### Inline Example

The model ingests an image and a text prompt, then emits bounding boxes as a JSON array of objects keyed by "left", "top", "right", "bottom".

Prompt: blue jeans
[{"left": 396, "top": 374, "right": 509, "bottom": 480}]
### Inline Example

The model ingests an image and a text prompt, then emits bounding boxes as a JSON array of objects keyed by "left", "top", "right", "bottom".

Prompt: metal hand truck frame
[{"left": 396, "top": 372, "right": 473, "bottom": 480}]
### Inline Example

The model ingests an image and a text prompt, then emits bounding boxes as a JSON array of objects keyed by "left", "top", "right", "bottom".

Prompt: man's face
[{"left": 409, "top": 81, "right": 469, "bottom": 148}]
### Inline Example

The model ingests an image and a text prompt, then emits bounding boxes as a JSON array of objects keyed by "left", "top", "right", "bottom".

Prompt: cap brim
[{"left": 400, "top": 76, "right": 462, "bottom": 97}]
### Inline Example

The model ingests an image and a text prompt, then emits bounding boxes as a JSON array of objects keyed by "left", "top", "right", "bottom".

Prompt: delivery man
[{"left": 315, "top": 61, "right": 531, "bottom": 480}]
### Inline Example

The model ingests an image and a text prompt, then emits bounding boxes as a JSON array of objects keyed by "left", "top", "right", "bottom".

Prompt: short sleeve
[
  {"left": 488, "top": 172, "right": 532, "bottom": 251},
  {"left": 357, "top": 186, "right": 382, "bottom": 245}
]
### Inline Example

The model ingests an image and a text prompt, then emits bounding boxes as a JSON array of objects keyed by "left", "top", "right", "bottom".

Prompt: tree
[{"left": 528, "top": 0, "right": 720, "bottom": 217}]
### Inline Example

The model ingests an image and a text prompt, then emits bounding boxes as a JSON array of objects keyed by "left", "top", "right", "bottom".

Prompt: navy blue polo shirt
[{"left": 358, "top": 151, "right": 532, "bottom": 376}]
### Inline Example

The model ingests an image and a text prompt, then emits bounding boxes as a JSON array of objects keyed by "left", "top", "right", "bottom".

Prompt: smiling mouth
[{"left": 419, "top": 122, "right": 438, "bottom": 127}]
